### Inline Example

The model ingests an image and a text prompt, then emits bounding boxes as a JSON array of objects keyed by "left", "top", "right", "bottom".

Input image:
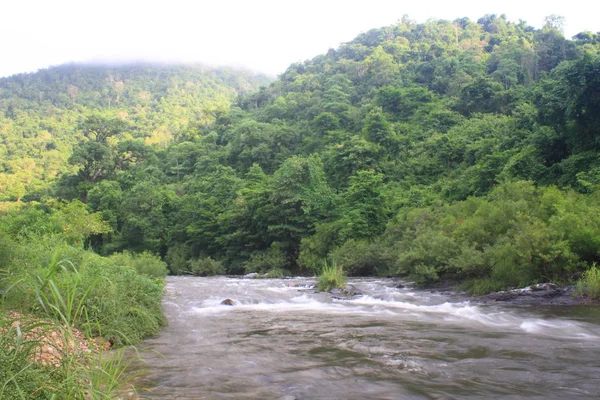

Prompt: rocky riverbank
[{"left": 474, "top": 283, "right": 600, "bottom": 306}]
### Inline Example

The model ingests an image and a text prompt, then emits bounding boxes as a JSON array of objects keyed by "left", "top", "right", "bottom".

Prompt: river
[{"left": 129, "top": 276, "right": 600, "bottom": 399}]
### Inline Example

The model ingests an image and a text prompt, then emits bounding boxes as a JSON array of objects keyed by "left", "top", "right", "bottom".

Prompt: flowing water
[{"left": 130, "top": 276, "right": 600, "bottom": 399}]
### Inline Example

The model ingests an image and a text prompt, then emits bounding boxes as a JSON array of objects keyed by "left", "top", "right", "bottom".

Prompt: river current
[{"left": 130, "top": 276, "right": 600, "bottom": 399}]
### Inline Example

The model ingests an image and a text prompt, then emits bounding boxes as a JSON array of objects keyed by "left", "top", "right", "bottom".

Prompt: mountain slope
[{"left": 0, "top": 63, "right": 271, "bottom": 201}]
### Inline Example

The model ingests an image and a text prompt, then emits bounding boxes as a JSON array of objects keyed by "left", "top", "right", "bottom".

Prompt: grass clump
[
  {"left": 317, "top": 262, "right": 346, "bottom": 292},
  {"left": 576, "top": 264, "right": 600, "bottom": 299},
  {"left": 0, "top": 315, "right": 130, "bottom": 399},
  {"left": 0, "top": 239, "right": 166, "bottom": 398}
]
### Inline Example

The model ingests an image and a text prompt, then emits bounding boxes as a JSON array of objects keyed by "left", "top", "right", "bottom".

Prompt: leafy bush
[
  {"left": 108, "top": 250, "right": 168, "bottom": 278},
  {"left": 244, "top": 242, "right": 287, "bottom": 274},
  {"left": 266, "top": 268, "right": 287, "bottom": 278},
  {"left": 317, "top": 262, "right": 346, "bottom": 292},
  {"left": 165, "top": 244, "right": 190, "bottom": 275},
  {"left": 576, "top": 264, "right": 600, "bottom": 299},
  {"left": 330, "top": 239, "right": 394, "bottom": 276},
  {"left": 378, "top": 182, "right": 600, "bottom": 291},
  {"left": 189, "top": 257, "right": 225, "bottom": 276}
]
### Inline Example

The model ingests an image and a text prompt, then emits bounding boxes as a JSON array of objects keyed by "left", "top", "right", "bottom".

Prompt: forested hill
[
  {"left": 3, "top": 15, "right": 600, "bottom": 293},
  {"left": 0, "top": 64, "right": 271, "bottom": 201}
]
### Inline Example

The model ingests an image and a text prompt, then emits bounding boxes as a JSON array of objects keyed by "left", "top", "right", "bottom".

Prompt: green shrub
[
  {"left": 80, "top": 257, "right": 166, "bottom": 345},
  {"left": 298, "top": 222, "right": 342, "bottom": 274},
  {"left": 189, "top": 257, "right": 225, "bottom": 276},
  {"left": 576, "top": 264, "right": 600, "bottom": 299},
  {"left": 2, "top": 244, "right": 166, "bottom": 347},
  {"left": 165, "top": 243, "right": 190, "bottom": 275},
  {"left": 330, "top": 239, "right": 394, "bottom": 276},
  {"left": 265, "top": 268, "right": 288, "bottom": 278},
  {"left": 317, "top": 262, "right": 346, "bottom": 292},
  {"left": 108, "top": 250, "right": 168, "bottom": 278},
  {"left": 244, "top": 242, "right": 287, "bottom": 275}
]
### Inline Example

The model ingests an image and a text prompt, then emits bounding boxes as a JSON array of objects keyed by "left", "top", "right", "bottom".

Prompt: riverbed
[{"left": 129, "top": 276, "right": 600, "bottom": 399}]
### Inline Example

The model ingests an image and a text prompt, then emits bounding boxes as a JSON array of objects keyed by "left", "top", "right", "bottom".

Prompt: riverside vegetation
[{"left": 2, "top": 14, "right": 600, "bottom": 397}]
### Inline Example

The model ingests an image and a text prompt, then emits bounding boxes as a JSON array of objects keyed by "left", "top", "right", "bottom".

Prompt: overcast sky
[{"left": 1, "top": 0, "right": 598, "bottom": 78}]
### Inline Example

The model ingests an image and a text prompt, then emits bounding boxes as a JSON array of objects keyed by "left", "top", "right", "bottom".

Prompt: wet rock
[
  {"left": 531, "top": 283, "right": 560, "bottom": 292},
  {"left": 395, "top": 284, "right": 405, "bottom": 289},
  {"left": 476, "top": 283, "right": 578, "bottom": 305},
  {"left": 220, "top": 299, "right": 234, "bottom": 306},
  {"left": 485, "top": 291, "right": 519, "bottom": 301},
  {"left": 243, "top": 272, "right": 260, "bottom": 279},
  {"left": 290, "top": 283, "right": 316, "bottom": 289},
  {"left": 329, "top": 285, "right": 363, "bottom": 300}
]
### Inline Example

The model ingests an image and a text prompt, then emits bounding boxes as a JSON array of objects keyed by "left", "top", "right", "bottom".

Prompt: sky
[{"left": 1, "top": 0, "right": 598, "bottom": 78}]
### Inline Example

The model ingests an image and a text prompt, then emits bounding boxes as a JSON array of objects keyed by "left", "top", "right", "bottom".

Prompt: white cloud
[{"left": 1, "top": 0, "right": 597, "bottom": 78}]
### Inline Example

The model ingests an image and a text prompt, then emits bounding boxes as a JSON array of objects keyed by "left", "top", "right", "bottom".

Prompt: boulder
[
  {"left": 220, "top": 299, "right": 234, "bottom": 306},
  {"left": 329, "top": 285, "right": 363, "bottom": 300}
]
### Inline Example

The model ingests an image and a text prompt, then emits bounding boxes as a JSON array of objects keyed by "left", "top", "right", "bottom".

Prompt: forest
[
  {"left": 1, "top": 13, "right": 600, "bottom": 397},
  {"left": 2, "top": 15, "right": 600, "bottom": 290}
]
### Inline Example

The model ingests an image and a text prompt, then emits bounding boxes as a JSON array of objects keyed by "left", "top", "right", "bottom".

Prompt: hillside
[
  {"left": 2, "top": 15, "right": 600, "bottom": 293},
  {"left": 0, "top": 64, "right": 271, "bottom": 201}
]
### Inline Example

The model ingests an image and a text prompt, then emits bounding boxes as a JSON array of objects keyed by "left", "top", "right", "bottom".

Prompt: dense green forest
[
  {"left": 1, "top": 14, "right": 600, "bottom": 396},
  {"left": 2, "top": 15, "right": 600, "bottom": 296}
]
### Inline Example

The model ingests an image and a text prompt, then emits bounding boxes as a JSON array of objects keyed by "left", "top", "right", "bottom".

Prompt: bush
[
  {"left": 317, "top": 262, "right": 346, "bottom": 292},
  {"left": 189, "top": 257, "right": 225, "bottom": 276},
  {"left": 244, "top": 242, "right": 287, "bottom": 275},
  {"left": 1, "top": 242, "right": 166, "bottom": 347},
  {"left": 165, "top": 244, "right": 190, "bottom": 275},
  {"left": 576, "top": 264, "right": 600, "bottom": 299},
  {"left": 330, "top": 239, "right": 394, "bottom": 276},
  {"left": 108, "top": 250, "right": 168, "bottom": 278},
  {"left": 265, "top": 268, "right": 287, "bottom": 278}
]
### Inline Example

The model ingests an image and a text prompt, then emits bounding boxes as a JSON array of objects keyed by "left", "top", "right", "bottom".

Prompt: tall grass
[
  {"left": 317, "top": 261, "right": 346, "bottom": 292},
  {"left": 0, "top": 315, "right": 131, "bottom": 399},
  {"left": 1, "top": 241, "right": 166, "bottom": 399},
  {"left": 576, "top": 263, "right": 600, "bottom": 299}
]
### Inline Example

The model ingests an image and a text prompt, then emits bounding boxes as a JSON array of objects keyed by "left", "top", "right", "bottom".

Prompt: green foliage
[
  {"left": 265, "top": 268, "right": 287, "bottom": 278},
  {"left": 189, "top": 257, "right": 225, "bottom": 276},
  {"left": 108, "top": 251, "right": 168, "bottom": 278},
  {"left": 317, "top": 262, "right": 347, "bottom": 292},
  {"left": 2, "top": 17, "right": 600, "bottom": 290},
  {"left": 576, "top": 264, "right": 600, "bottom": 299},
  {"left": 330, "top": 240, "right": 394, "bottom": 276},
  {"left": 244, "top": 242, "right": 288, "bottom": 274},
  {"left": 0, "top": 232, "right": 165, "bottom": 346},
  {"left": 379, "top": 182, "right": 599, "bottom": 289},
  {"left": 0, "top": 315, "right": 131, "bottom": 399},
  {"left": 0, "top": 320, "right": 53, "bottom": 399}
]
